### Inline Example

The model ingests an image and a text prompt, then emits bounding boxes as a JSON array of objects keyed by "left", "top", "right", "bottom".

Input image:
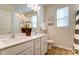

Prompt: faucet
[
  {"left": 34, "top": 31, "right": 37, "bottom": 34},
  {"left": 11, "top": 34, "right": 15, "bottom": 38}
]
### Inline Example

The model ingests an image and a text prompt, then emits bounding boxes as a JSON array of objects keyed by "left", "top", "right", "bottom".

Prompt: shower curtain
[{"left": 74, "top": 10, "right": 79, "bottom": 54}]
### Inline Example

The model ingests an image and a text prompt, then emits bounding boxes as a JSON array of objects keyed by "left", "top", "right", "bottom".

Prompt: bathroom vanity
[{"left": 0, "top": 33, "right": 47, "bottom": 55}]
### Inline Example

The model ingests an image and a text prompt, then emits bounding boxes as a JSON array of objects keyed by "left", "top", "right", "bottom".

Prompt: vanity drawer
[{"left": 1, "top": 40, "right": 34, "bottom": 55}]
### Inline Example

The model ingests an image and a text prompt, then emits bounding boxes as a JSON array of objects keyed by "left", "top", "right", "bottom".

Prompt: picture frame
[{"left": 48, "top": 16, "right": 54, "bottom": 26}]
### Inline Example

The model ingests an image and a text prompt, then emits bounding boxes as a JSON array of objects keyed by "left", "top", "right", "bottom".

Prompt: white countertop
[{"left": 0, "top": 33, "right": 46, "bottom": 50}]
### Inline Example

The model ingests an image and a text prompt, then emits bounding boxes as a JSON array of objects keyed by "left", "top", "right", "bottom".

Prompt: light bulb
[{"left": 27, "top": 4, "right": 40, "bottom": 11}]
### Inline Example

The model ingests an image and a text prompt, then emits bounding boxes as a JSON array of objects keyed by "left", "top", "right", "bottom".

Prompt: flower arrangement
[
  {"left": 20, "top": 17, "right": 32, "bottom": 36},
  {"left": 15, "top": 11, "right": 32, "bottom": 36}
]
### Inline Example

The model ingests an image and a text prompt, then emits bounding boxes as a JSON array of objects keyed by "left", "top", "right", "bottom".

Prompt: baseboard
[
  {"left": 52, "top": 44, "right": 72, "bottom": 50},
  {"left": 71, "top": 50, "right": 78, "bottom": 55}
]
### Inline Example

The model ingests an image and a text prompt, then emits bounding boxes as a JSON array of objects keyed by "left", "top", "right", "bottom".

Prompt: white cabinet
[
  {"left": 40, "top": 36, "right": 48, "bottom": 55},
  {"left": 1, "top": 40, "right": 34, "bottom": 55},
  {"left": 34, "top": 38, "right": 40, "bottom": 55},
  {"left": 0, "top": 34, "right": 47, "bottom": 55}
]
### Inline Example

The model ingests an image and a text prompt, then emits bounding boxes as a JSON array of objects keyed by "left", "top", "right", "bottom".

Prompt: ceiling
[
  {"left": 0, "top": 4, "right": 49, "bottom": 13},
  {"left": 13, "top": 4, "right": 49, "bottom": 13},
  {"left": 14, "top": 4, "right": 33, "bottom": 13}
]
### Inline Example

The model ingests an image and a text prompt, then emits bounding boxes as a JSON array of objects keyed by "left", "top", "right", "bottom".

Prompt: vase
[
  {"left": 26, "top": 28, "right": 32, "bottom": 36},
  {"left": 21, "top": 27, "right": 27, "bottom": 33}
]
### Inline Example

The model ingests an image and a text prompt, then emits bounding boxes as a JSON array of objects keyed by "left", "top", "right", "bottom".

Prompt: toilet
[{"left": 48, "top": 40, "right": 54, "bottom": 49}]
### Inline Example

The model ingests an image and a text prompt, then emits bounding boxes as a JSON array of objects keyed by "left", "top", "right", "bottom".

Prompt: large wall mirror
[{"left": 0, "top": 4, "right": 38, "bottom": 35}]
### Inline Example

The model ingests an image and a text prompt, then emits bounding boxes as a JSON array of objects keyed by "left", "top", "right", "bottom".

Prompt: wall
[
  {"left": 0, "top": 5, "right": 15, "bottom": 34},
  {"left": 0, "top": 4, "right": 15, "bottom": 13},
  {"left": 45, "top": 4, "right": 77, "bottom": 49},
  {"left": 0, "top": 10, "right": 11, "bottom": 34},
  {"left": 37, "top": 5, "right": 45, "bottom": 33}
]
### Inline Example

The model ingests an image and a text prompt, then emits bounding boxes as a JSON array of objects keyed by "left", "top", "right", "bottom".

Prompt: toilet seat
[
  {"left": 47, "top": 40, "right": 54, "bottom": 49},
  {"left": 48, "top": 40, "right": 54, "bottom": 44}
]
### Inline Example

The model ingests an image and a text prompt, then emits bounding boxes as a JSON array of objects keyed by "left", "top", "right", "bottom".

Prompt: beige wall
[
  {"left": 0, "top": 4, "right": 15, "bottom": 13},
  {"left": 45, "top": 4, "right": 78, "bottom": 49},
  {"left": 37, "top": 5, "right": 45, "bottom": 33},
  {"left": 0, "top": 5, "right": 15, "bottom": 34}
]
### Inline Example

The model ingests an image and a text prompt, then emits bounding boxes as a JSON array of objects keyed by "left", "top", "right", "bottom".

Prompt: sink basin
[
  {"left": 0, "top": 34, "right": 31, "bottom": 44},
  {"left": 1, "top": 37, "right": 22, "bottom": 43}
]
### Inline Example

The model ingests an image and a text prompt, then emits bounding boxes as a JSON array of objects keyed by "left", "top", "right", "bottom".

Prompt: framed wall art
[{"left": 47, "top": 16, "right": 54, "bottom": 26}]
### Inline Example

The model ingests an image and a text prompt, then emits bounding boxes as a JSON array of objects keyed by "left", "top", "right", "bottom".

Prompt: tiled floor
[{"left": 46, "top": 46, "right": 73, "bottom": 55}]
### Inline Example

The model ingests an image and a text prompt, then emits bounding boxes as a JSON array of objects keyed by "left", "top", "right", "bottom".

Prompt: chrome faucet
[{"left": 11, "top": 34, "right": 15, "bottom": 38}]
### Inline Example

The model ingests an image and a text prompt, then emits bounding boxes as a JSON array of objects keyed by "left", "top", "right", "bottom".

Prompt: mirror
[{"left": 0, "top": 4, "right": 38, "bottom": 35}]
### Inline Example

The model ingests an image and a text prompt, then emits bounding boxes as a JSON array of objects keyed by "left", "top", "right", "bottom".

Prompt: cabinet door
[
  {"left": 35, "top": 47, "right": 40, "bottom": 55},
  {"left": 41, "top": 36, "right": 48, "bottom": 55},
  {"left": 34, "top": 38, "right": 40, "bottom": 55}
]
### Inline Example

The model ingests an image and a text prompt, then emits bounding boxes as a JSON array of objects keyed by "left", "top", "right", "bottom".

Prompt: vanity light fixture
[
  {"left": 15, "top": 10, "right": 27, "bottom": 20},
  {"left": 27, "top": 4, "right": 40, "bottom": 11}
]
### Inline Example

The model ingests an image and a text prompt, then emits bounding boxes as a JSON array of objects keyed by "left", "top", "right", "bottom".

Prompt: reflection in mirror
[
  {"left": 12, "top": 4, "right": 38, "bottom": 34},
  {"left": 0, "top": 7, "right": 11, "bottom": 34},
  {"left": 0, "top": 4, "right": 38, "bottom": 36}
]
